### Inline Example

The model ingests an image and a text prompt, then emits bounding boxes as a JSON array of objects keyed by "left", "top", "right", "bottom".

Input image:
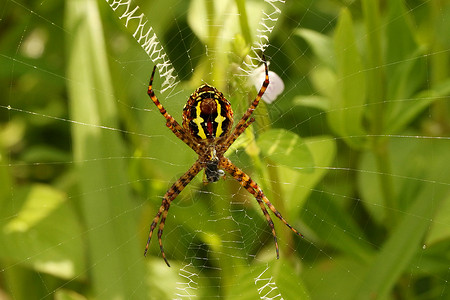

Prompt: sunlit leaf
[
  {"left": 293, "top": 95, "right": 330, "bottom": 111},
  {"left": 55, "top": 289, "right": 87, "bottom": 300},
  {"left": 187, "top": 0, "right": 263, "bottom": 47},
  {"left": 295, "top": 28, "right": 335, "bottom": 68},
  {"left": 256, "top": 129, "right": 314, "bottom": 172},
  {"left": 309, "top": 66, "right": 337, "bottom": 100},
  {"left": 280, "top": 136, "right": 336, "bottom": 216},
  {"left": 0, "top": 184, "right": 83, "bottom": 279}
]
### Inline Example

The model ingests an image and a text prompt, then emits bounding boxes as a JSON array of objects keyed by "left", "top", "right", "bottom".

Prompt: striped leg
[
  {"left": 144, "top": 161, "right": 203, "bottom": 267},
  {"left": 148, "top": 66, "right": 198, "bottom": 152},
  {"left": 219, "top": 157, "right": 303, "bottom": 258},
  {"left": 225, "top": 56, "right": 269, "bottom": 148}
]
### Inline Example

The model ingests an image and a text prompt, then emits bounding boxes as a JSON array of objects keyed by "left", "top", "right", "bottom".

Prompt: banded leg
[
  {"left": 219, "top": 157, "right": 303, "bottom": 258},
  {"left": 144, "top": 160, "right": 203, "bottom": 267},
  {"left": 226, "top": 56, "right": 269, "bottom": 146},
  {"left": 148, "top": 66, "right": 198, "bottom": 152}
]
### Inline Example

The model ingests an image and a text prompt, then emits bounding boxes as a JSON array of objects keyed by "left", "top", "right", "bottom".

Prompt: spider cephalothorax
[{"left": 145, "top": 56, "right": 303, "bottom": 267}]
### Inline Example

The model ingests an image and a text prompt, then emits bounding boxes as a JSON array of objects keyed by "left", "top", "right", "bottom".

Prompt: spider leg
[
  {"left": 219, "top": 157, "right": 303, "bottom": 258},
  {"left": 148, "top": 66, "right": 199, "bottom": 152},
  {"left": 225, "top": 56, "right": 269, "bottom": 147},
  {"left": 144, "top": 160, "right": 203, "bottom": 267}
]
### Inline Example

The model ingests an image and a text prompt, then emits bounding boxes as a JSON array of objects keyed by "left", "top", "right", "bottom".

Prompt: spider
[{"left": 144, "top": 56, "right": 303, "bottom": 267}]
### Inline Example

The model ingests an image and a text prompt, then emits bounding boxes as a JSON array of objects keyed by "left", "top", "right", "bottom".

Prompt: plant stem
[
  {"left": 235, "top": 0, "right": 252, "bottom": 45},
  {"left": 362, "top": 0, "right": 396, "bottom": 222},
  {"left": 65, "top": 0, "right": 146, "bottom": 297}
]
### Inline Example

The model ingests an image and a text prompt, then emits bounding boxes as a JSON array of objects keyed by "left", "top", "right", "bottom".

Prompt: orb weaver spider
[{"left": 144, "top": 56, "right": 303, "bottom": 267}]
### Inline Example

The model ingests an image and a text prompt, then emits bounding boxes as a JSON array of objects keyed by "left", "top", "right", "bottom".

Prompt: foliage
[{"left": 1, "top": 0, "right": 449, "bottom": 299}]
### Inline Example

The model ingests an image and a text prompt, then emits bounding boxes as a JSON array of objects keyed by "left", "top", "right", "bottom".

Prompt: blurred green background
[{"left": 1, "top": 0, "right": 449, "bottom": 299}]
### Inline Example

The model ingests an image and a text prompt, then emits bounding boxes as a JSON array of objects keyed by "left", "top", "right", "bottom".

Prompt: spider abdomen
[{"left": 183, "top": 84, "right": 234, "bottom": 140}]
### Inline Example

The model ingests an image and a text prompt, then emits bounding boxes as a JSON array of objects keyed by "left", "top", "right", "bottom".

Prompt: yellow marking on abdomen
[
  {"left": 193, "top": 102, "right": 207, "bottom": 139},
  {"left": 214, "top": 99, "right": 226, "bottom": 137}
]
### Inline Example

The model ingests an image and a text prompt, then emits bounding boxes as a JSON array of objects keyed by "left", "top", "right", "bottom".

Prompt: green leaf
[
  {"left": 294, "top": 28, "right": 335, "bottom": 68},
  {"left": 293, "top": 95, "right": 330, "bottom": 111},
  {"left": 385, "top": 0, "right": 417, "bottom": 66},
  {"left": 353, "top": 180, "right": 444, "bottom": 299},
  {"left": 382, "top": 1, "right": 426, "bottom": 135},
  {"left": 386, "top": 46, "right": 427, "bottom": 102},
  {"left": 4, "top": 185, "right": 64, "bottom": 232},
  {"left": 0, "top": 146, "right": 13, "bottom": 208},
  {"left": 302, "top": 256, "right": 368, "bottom": 299},
  {"left": 301, "top": 191, "right": 373, "bottom": 263},
  {"left": 309, "top": 66, "right": 337, "bottom": 100},
  {"left": 280, "top": 136, "right": 336, "bottom": 216},
  {"left": 426, "top": 193, "right": 450, "bottom": 245},
  {"left": 386, "top": 78, "right": 450, "bottom": 134},
  {"left": 256, "top": 128, "right": 314, "bottom": 172},
  {"left": 0, "top": 184, "right": 84, "bottom": 279},
  {"left": 355, "top": 137, "right": 450, "bottom": 298},
  {"left": 411, "top": 239, "right": 450, "bottom": 275},
  {"left": 361, "top": 0, "right": 385, "bottom": 134},
  {"left": 55, "top": 289, "right": 87, "bottom": 300},
  {"left": 359, "top": 132, "right": 450, "bottom": 224},
  {"left": 328, "top": 8, "right": 366, "bottom": 148}
]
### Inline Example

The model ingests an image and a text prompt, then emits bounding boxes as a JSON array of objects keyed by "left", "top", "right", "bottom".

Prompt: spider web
[{"left": 1, "top": 0, "right": 450, "bottom": 299}]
